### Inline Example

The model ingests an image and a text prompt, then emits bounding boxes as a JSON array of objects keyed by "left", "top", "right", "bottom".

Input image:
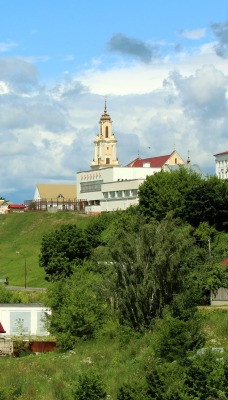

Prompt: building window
[
  {"left": 80, "top": 180, "right": 102, "bottom": 193},
  {"left": 117, "top": 191, "right": 122, "bottom": 198},
  {"left": 10, "top": 312, "right": 31, "bottom": 335},
  {"left": 105, "top": 126, "right": 108, "bottom": 138},
  {"left": 37, "top": 312, "right": 48, "bottom": 335},
  {"left": 175, "top": 158, "right": 178, "bottom": 164},
  {"left": 106, "top": 158, "right": 110, "bottom": 164},
  {"left": 131, "top": 189, "right": 138, "bottom": 197},
  {"left": 110, "top": 191, "right": 115, "bottom": 198},
  {"left": 124, "top": 190, "right": 130, "bottom": 197}
]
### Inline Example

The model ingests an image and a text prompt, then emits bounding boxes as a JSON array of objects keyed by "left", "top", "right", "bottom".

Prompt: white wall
[
  {"left": 215, "top": 153, "right": 228, "bottom": 179},
  {"left": 76, "top": 166, "right": 160, "bottom": 212},
  {"left": 0, "top": 304, "right": 51, "bottom": 337}
]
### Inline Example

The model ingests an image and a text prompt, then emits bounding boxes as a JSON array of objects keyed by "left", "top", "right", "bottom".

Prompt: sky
[{"left": 0, "top": 0, "right": 228, "bottom": 203}]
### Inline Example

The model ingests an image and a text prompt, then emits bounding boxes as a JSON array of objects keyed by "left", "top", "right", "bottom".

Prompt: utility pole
[{"left": 24, "top": 256, "right": 27, "bottom": 288}]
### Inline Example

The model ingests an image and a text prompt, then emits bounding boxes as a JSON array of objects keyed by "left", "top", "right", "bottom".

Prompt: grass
[
  {"left": 0, "top": 309, "right": 228, "bottom": 399},
  {"left": 0, "top": 331, "right": 151, "bottom": 400},
  {"left": 0, "top": 211, "right": 91, "bottom": 287},
  {"left": 201, "top": 306, "right": 228, "bottom": 348}
]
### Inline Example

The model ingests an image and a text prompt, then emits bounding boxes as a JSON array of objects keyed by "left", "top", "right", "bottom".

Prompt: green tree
[
  {"left": 84, "top": 212, "right": 118, "bottom": 249},
  {"left": 117, "top": 381, "right": 149, "bottom": 400},
  {"left": 45, "top": 268, "right": 109, "bottom": 349},
  {"left": 39, "top": 224, "right": 91, "bottom": 281},
  {"left": 146, "top": 360, "right": 188, "bottom": 400},
  {"left": 153, "top": 310, "right": 205, "bottom": 362},
  {"left": 0, "top": 284, "right": 21, "bottom": 303},
  {"left": 138, "top": 168, "right": 203, "bottom": 222},
  {"left": 73, "top": 371, "right": 107, "bottom": 400},
  {"left": 185, "top": 176, "right": 228, "bottom": 232},
  {"left": 108, "top": 214, "right": 196, "bottom": 331},
  {"left": 185, "top": 350, "right": 228, "bottom": 399},
  {"left": 183, "top": 257, "right": 228, "bottom": 306},
  {"left": 138, "top": 169, "right": 228, "bottom": 232}
]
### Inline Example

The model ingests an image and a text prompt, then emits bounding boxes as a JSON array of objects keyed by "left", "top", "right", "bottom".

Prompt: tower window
[
  {"left": 106, "top": 158, "right": 110, "bottom": 164},
  {"left": 105, "top": 126, "right": 108, "bottom": 138}
]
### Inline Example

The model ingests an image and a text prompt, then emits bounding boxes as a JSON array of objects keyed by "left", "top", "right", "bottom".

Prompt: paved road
[{"left": 6, "top": 286, "right": 46, "bottom": 291}]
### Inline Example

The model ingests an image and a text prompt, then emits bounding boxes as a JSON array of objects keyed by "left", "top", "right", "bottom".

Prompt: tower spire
[
  {"left": 104, "top": 96, "right": 107, "bottom": 115},
  {"left": 187, "top": 150, "right": 191, "bottom": 164},
  {"left": 91, "top": 101, "right": 120, "bottom": 169}
]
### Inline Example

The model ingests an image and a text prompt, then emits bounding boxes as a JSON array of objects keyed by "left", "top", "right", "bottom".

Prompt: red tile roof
[
  {"left": 8, "top": 204, "right": 26, "bottom": 209},
  {"left": 127, "top": 154, "right": 171, "bottom": 168},
  {"left": 0, "top": 322, "right": 6, "bottom": 333}
]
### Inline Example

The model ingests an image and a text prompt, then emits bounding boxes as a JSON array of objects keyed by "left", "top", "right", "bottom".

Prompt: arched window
[{"left": 105, "top": 126, "right": 108, "bottom": 138}]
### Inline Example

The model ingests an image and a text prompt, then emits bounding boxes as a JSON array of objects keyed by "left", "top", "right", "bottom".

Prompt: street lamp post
[
  {"left": 16, "top": 252, "right": 27, "bottom": 288},
  {"left": 24, "top": 256, "right": 27, "bottom": 288}
]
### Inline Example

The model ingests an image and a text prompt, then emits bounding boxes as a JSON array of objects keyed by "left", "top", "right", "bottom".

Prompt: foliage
[
  {"left": 117, "top": 381, "right": 149, "bottom": 400},
  {"left": 0, "top": 310, "right": 227, "bottom": 399},
  {"left": 184, "top": 350, "right": 228, "bottom": 399},
  {"left": 39, "top": 224, "right": 91, "bottom": 281},
  {"left": 185, "top": 176, "right": 228, "bottom": 232},
  {"left": 45, "top": 268, "right": 109, "bottom": 349},
  {"left": 84, "top": 212, "right": 118, "bottom": 249},
  {"left": 138, "top": 168, "right": 203, "bottom": 222},
  {"left": 201, "top": 309, "right": 228, "bottom": 348},
  {"left": 153, "top": 309, "right": 205, "bottom": 362},
  {"left": 146, "top": 360, "right": 188, "bottom": 400},
  {"left": 184, "top": 258, "right": 228, "bottom": 306},
  {"left": 73, "top": 371, "right": 107, "bottom": 400},
  {"left": 108, "top": 213, "right": 196, "bottom": 331},
  {"left": 0, "top": 284, "right": 21, "bottom": 303},
  {"left": 138, "top": 169, "right": 228, "bottom": 232}
]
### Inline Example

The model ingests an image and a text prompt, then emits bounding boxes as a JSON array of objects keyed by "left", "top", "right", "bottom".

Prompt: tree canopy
[
  {"left": 108, "top": 213, "right": 197, "bottom": 331},
  {"left": 138, "top": 168, "right": 228, "bottom": 231},
  {"left": 39, "top": 224, "right": 91, "bottom": 281}
]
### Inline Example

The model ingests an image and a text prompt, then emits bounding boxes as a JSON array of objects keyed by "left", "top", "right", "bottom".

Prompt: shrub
[
  {"left": 117, "top": 381, "right": 149, "bottom": 400},
  {"left": 73, "top": 371, "right": 107, "bottom": 400}
]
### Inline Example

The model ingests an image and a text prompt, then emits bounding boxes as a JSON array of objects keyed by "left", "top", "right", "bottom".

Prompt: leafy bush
[
  {"left": 39, "top": 224, "right": 91, "bottom": 281},
  {"left": 185, "top": 350, "right": 228, "bottom": 399},
  {"left": 73, "top": 371, "right": 107, "bottom": 400},
  {"left": 46, "top": 269, "right": 109, "bottom": 349},
  {"left": 146, "top": 360, "right": 188, "bottom": 400},
  {"left": 117, "top": 381, "right": 149, "bottom": 400},
  {"left": 153, "top": 310, "right": 205, "bottom": 362}
]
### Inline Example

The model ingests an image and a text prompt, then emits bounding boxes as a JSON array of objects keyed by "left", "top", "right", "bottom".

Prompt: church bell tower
[{"left": 91, "top": 100, "right": 120, "bottom": 169}]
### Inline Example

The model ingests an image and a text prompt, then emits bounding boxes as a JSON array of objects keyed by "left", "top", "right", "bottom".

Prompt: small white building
[
  {"left": 214, "top": 151, "right": 228, "bottom": 179},
  {"left": 0, "top": 304, "right": 50, "bottom": 337}
]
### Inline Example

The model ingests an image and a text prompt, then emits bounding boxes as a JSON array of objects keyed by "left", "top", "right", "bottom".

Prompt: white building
[
  {"left": 0, "top": 304, "right": 50, "bottom": 337},
  {"left": 76, "top": 102, "right": 186, "bottom": 214},
  {"left": 214, "top": 151, "right": 228, "bottom": 179},
  {"left": 77, "top": 166, "right": 160, "bottom": 214}
]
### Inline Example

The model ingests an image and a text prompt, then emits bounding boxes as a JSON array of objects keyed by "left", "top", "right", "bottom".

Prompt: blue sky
[{"left": 0, "top": 0, "right": 228, "bottom": 202}]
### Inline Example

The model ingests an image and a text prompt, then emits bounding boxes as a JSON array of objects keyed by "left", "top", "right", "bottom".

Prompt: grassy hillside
[
  {"left": 0, "top": 308, "right": 227, "bottom": 400},
  {"left": 0, "top": 211, "right": 91, "bottom": 287}
]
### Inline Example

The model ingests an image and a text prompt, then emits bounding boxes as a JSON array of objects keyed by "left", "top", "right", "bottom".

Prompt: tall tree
[
  {"left": 45, "top": 268, "right": 109, "bottom": 349},
  {"left": 138, "top": 169, "right": 228, "bottom": 232},
  {"left": 108, "top": 214, "right": 196, "bottom": 331},
  {"left": 39, "top": 224, "right": 91, "bottom": 281},
  {"left": 138, "top": 168, "right": 202, "bottom": 222}
]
